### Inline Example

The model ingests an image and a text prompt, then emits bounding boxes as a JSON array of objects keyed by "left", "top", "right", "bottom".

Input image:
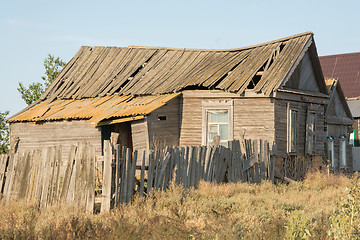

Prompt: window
[
  {"left": 202, "top": 100, "right": 233, "bottom": 147},
  {"left": 288, "top": 109, "right": 298, "bottom": 153},
  {"left": 207, "top": 110, "right": 229, "bottom": 147},
  {"left": 305, "top": 111, "right": 316, "bottom": 155},
  {"left": 327, "top": 136, "right": 335, "bottom": 168}
]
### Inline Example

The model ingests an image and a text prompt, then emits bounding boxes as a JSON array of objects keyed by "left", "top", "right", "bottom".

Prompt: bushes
[{"left": 0, "top": 172, "right": 358, "bottom": 239}]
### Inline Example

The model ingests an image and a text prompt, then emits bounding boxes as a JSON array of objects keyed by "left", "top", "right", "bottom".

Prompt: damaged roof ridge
[{"left": 83, "top": 32, "right": 313, "bottom": 53}]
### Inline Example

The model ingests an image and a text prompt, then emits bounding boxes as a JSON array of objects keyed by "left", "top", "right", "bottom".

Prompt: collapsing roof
[{"left": 9, "top": 32, "right": 327, "bottom": 124}]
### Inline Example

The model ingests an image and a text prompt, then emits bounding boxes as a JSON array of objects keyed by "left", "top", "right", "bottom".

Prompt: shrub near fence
[{"left": 104, "top": 139, "right": 276, "bottom": 211}]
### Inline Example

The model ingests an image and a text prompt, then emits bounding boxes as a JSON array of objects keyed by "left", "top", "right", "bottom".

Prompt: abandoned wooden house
[
  {"left": 8, "top": 32, "right": 330, "bottom": 174},
  {"left": 324, "top": 79, "right": 354, "bottom": 172}
]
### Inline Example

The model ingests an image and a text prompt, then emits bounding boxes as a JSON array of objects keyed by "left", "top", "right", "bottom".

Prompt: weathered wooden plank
[
  {"left": 189, "top": 147, "right": 197, "bottom": 187},
  {"left": 101, "top": 140, "right": 112, "bottom": 212},
  {"left": 203, "top": 146, "right": 212, "bottom": 180},
  {"left": 126, "top": 150, "right": 137, "bottom": 203},
  {"left": 119, "top": 146, "right": 128, "bottom": 203},
  {"left": 154, "top": 150, "right": 162, "bottom": 190},
  {"left": 183, "top": 146, "right": 189, "bottom": 187},
  {"left": 147, "top": 151, "right": 155, "bottom": 195},
  {"left": 139, "top": 150, "right": 146, "bottom": 197},
  {"left": 155, "top": 152, "right": 171, "bottom": 190},
  {"left": 174, "top": 147, "right": 181, "bottom": 185},
  {"left": 86, "top": 144, "right": 96, "bottom": 213},
  {"left": 253, "top": 162, "right": 260, "bottom": 184},
  {"left": 114, "top": 145, "right": 121, "bottom": 206},
  {"left": 163, "top": 147, "right": 172, "bottom": 190},
  {"left": 198, "top": 147, "right": 204, "bottom": 180},
  {"left": 0, "top": 155, "right": 8, "bottom": 194},
  {"left": 270, "top": 155, "right": 276, "bottom": 183}
]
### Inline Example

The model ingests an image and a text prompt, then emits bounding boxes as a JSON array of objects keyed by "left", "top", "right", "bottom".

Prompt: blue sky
[{"left": 1, "top": 0, "right": 359, "bottom": 115}]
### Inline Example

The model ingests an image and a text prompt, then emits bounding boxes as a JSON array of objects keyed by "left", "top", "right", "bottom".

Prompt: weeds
[{"left": 0, "top": 172, "right": 357, "bottom": 239}]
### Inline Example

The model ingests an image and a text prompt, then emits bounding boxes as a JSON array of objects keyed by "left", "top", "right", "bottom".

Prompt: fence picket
[
  {"left": 147, "top": 152, "right": 155, "bottom": 195},
  {"left": 139, "top": 150, "right": 146, "bottom": 197}
]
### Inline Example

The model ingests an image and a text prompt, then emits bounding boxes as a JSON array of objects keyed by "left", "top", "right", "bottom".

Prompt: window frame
[
  {"left": 287, "top": 104, "right": 298, "bottom": 154},
  {"left": 305, "top": 110, "right": 316, "bottom": 155},
  {"left": 202, "top": 100, "right": 233, "bottom": 147}
]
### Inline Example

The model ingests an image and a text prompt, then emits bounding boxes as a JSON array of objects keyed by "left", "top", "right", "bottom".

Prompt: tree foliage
[
  {"left": 0, "top": 111, "right": 9, "bottom": 154},
  {"left": 18, "top": 54, "right": 66, "bottom": 105}
]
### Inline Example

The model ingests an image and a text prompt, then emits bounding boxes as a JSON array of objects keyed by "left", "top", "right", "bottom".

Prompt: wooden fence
[
  {"left": 103, "top": 139, "right": 275, "bottom": 211},
  {"left": 0, "top": 138, "right": 275, "bottom": 212},
  {"left": 0, "top": 143, "right": 95, "bottom": 212},
  {"left": 0, "top": 154, "right": 9, "bottom": 196}
]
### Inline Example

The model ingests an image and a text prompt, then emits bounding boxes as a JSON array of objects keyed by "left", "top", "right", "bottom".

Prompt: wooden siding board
[
  {"left": 9, "top": 121, "right": 102, "bottom": 176},
  {"left": 147, "top": 97, "right": 180, "bottom": 149},
  {"left": 131, "top": 119, "right": 149, "bottom": 150}
]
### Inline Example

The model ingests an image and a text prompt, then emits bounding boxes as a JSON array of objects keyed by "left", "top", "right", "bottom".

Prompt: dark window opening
[{"left": 158, "top": 115, "right": 167, "bottom": 121}]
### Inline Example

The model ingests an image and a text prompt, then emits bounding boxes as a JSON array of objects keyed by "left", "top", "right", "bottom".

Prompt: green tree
[
  {"left": 0, "top": 111, "right": 9, "bottom": 154},
  {"left": 18, "top": 54, "right": 66, "bottom": 105}
]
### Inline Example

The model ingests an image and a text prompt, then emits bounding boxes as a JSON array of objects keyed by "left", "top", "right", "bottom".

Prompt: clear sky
[{"left": 1, "top": 0, "right": 359, "bottom": 116}]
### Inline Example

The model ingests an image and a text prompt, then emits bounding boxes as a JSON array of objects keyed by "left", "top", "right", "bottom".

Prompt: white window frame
[
  {"left": 287, "top": 105, "right": 298, "bottom": 154},
  {"left": 202, "top": 100, "right": 233, "bottom": 146},
  {"left": 305, "top": 110, "right": 316, "bottom": 155}
]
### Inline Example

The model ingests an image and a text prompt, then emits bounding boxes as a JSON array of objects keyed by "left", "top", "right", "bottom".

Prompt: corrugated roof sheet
[
  {"left": 320, "top": 52, "right": 360, "bottom": 98},
  {"left": 39, "top": 32, "right": 315, "bottom": 100},
  {"left": 8, "top": 93, "right": 180, "bottom": 124}
]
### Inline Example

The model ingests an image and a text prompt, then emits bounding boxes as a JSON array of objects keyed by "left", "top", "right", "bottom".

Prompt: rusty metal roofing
[
  {"left": 320, "top": 52, "right": 360, "bottom": 98},
  {"left": 37, "top": 32, "right": 322, "bottom": 101},
  {"left": 8, "top": 93, "right": 180, "bottom": 124}
]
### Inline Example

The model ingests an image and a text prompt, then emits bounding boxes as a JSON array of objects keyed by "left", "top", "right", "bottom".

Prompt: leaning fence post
[{"left": 101, "top": 140, "right": 112, "bottom": 212}]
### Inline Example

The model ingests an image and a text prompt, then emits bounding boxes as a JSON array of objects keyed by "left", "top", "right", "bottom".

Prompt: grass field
[{"left": 0, "top": 172, "right": 359, "bottom": 239}]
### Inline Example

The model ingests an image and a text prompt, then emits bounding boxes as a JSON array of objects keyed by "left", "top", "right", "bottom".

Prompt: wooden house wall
[
  {"left": 130, "top": 119, "right": 149, "bottom": 150},
  {"left": 179, "top": 94, "right": 275, "bottom": 146},
  {"left": 9, "top": 121, "right": 102, "bottom": 175},
  {"left": 233, "top": 98, "right": 274, "bottom": 142},
  {"left": 147, "top": 97, "right": 180, "bottom": 149},
  {"left": 274, "top": 99, "right": 325, "bottom": 157}
]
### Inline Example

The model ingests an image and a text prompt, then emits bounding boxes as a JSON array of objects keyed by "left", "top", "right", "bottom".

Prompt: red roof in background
[{"left": 319, "top": 52, "right": 360, "bottom": 98}]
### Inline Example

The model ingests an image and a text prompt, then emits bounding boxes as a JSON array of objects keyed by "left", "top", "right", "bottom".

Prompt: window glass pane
[
  {"left": 208, "top": 111, "right": 228, "bottom": 123},
  {"left": 209, "top": 125, "right": 218, "bottom": 132},
  {"left": 219, "top": 124, "right": 228, "bottom": 140},
  {"left": 209, "top": 132, "right": 218, "bottom": 142}
]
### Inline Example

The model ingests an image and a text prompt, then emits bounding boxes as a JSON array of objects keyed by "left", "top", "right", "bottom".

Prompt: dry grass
[{"left": 0, "top": 171, "right": 357, "bottom": 239}]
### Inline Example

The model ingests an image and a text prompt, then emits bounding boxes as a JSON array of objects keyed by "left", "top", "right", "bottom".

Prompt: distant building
[{"left": 320, "top": 52, "right": 360, "bottom": 143}]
